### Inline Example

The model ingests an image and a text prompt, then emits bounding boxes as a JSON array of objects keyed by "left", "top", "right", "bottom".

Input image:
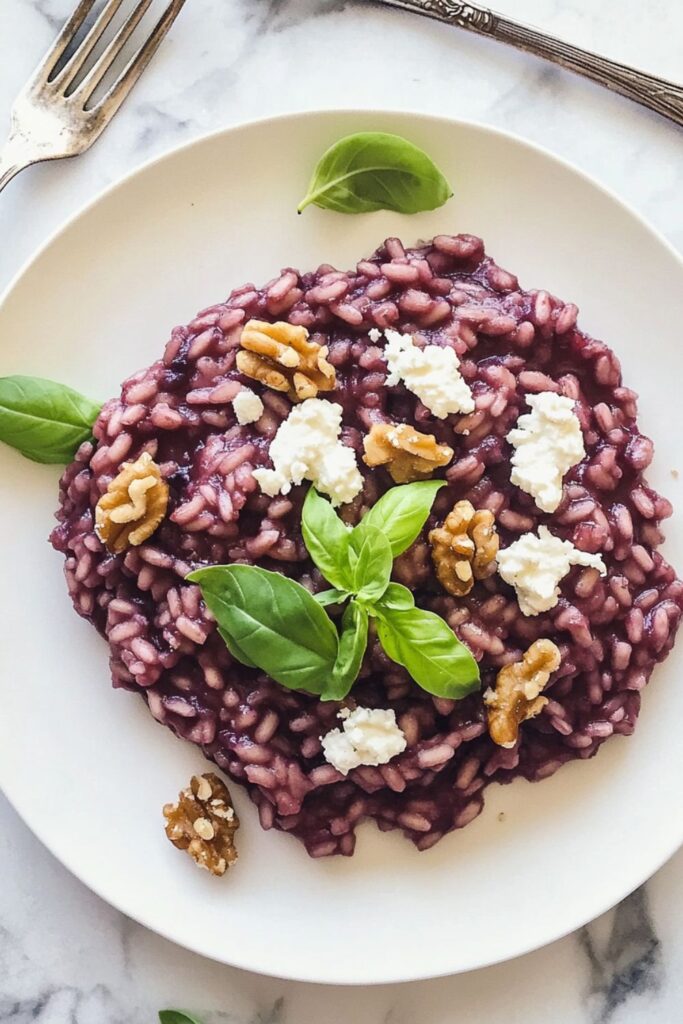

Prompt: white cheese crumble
[
  {"left": 232, "top": 387, "right": 264, "bottom": 425},
  {"left": 251, "top": 397, "right": 363, "bottom": 507},
  {"left": 507, "top": 392, "right": 585, "bottom": 513},
  {"left": 381, "top": 329, "right": 475, "bottom": 419},
  {"left": 321, "top": 707, "right": 407, "bottom": 776},
  {"left": 497, "top": 526, "right": 606, "bottom": 616}
]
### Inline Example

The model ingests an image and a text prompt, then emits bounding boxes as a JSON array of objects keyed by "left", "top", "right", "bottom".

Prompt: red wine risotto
[{"left": 51, "top": 233, "right": 683, "bottom": 857}]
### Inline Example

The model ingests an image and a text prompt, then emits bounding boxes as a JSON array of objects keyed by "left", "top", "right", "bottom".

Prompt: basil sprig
[
  {"left": 190, "top": 482, "right": 480, "bottom": 702},
  {"left": 298, "top": 131, "right": 453, "bottom": 215},
  {"left": 0, "top": 375, "right": 101, "bottom": 464}
]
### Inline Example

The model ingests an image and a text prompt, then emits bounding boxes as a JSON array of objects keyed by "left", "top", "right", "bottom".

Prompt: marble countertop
[{"left": 1, "top": 0, "right": 682, "bottom": 1020}]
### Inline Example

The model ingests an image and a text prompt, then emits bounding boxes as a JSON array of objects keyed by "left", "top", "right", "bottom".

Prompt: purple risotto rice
[{"left": 51, "top": 233, "right": 683, "bottom": 857}]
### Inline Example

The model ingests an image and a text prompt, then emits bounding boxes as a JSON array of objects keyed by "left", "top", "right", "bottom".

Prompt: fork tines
[{"left": 38, "top": 0, "right": 186, "bottom": 115}]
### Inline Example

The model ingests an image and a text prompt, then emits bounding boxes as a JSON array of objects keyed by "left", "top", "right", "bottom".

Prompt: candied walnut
[
  {"left": 362, "top": 422, "right": 454, "bottom": 484},
  {"left": 163, "top": 772, "right": 239, "bottom": 876},
  {"left": 429, "top": 499, "right": 499, "bottom": 597},
  {"left": 237, "top": 319, "right": 336, "bottom": 402},
  {"left": 484, "top": 639, "right": 562, "bottom": 748},
  {"left": 95, "top": 451, "right": 169, "bottom": 554}
]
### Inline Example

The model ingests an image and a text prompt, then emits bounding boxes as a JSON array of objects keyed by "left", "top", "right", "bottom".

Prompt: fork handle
[
  {"left": 0, "top": 139, "right": 35, "bottom": 194},
  {"left": 380, "top": 0, "right": 683, "bottom": 129}
]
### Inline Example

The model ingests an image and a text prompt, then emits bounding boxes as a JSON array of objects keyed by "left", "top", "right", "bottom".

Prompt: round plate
[{"left": 1, "top": 110, "right": 682, "bottom": 985}]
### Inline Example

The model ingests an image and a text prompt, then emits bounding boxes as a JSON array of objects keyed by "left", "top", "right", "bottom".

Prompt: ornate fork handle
[{"left": 381, "top": 0, "right": 683, "bottom": 129}]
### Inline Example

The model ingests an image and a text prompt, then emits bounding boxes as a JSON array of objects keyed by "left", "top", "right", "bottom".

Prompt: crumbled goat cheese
[
  {"left": 507, "top": 392, "right": 585, "bottom": 513},
  {"left": 232, "top": 387, "right": 264, "bottom": 425},
  {"left": 252, "top": 398, "right": 363, "bottom": 506},
  {"left": 382, "top": 329, "right": 475, "bottom": 419},
  {"left": 368, "top": 327, "right": 382, "bottom": 343},
  {"left": 321, "top": 707, "right": 407, "bottom": 776},
  {"left": 497, "top": 526, "right": 606, "bottom": 616}
]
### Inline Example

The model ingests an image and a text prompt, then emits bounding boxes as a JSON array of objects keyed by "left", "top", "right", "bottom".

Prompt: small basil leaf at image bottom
[
  {"left": 159, "top": 1012, "right": 204, "bottom": 1024},
  {"left": 321, "top": 599, "right": 369, "bottom": 702},
  {"left": 188, "top": 564, "right": 339, "bottom": 696},
  {"left": 375, "top": 603, "right": 480, "bottom": 700},
  {"left": 347, "top": 523, "right": 393, "bottom": 604}
]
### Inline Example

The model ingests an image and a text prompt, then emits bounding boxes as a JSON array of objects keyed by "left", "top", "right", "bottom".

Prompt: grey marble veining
[{"left": 1, "top": 1, "right": 682, "bottom": 1021}]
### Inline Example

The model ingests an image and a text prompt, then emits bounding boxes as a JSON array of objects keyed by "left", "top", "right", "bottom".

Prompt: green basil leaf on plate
[
  {"left": 301, "top": 486, "right": 353, "bottom": 591},
  {"left": 159, "top": 1012, "right": 204, "bottom": 1024},
  {"left": 314, "top": 587, "right": 351, "bottom": 607},
  {"left": 298, "top": 131, "right": 453, "bottom": 215},
  {"left": 347, "top": 523, "right": 393, "bottom": 604},
  {"left": 322, "top": 599, "right": 369, "bottom": 701},
  {"left": 375, "top": 603, "right": 480, "bottom": 699},
  {"left": 0, "top": 375, "right": 101, "bottom": 464},
  {"left": 188, "top": 565, "right": 338, "bottom": 696},
  {"left": 357, "top": 480, "right": 444, "bottom": 557}
]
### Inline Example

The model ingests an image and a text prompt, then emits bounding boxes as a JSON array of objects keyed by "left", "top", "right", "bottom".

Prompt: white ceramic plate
[{"left": 1, "top": 110, "right": 682, "bottom": 985}]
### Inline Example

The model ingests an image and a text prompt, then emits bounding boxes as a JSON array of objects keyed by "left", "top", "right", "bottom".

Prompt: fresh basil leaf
[
  {"left": 159, "top": 1012, "right": 204, "bottom": 1024},
  {"left": 301, "top": 486, "right": 353, "bottom": 591},
  {"left": 322, "top": 600, "right": 369, "bottom": 701},
  {"left": 347, "top": 524, "right": 393, "bottom": 603},
  {"left": 298, "top": 131, "right": 453, "bottom": 215},
  {"left": 188, "top": 565, "right": 338, "bottom": 696},
  {"left": 375, "top": 604, "right": 480, "bottom": 699},
  {"left": 376, "top": 582, "right": 415, "bottom": 612},
  {"left": 358, "top": 481, "right": 445, "bottom": 558},
  {"left": 314, "top": 587, "right": 350, "bottom": 607},
  {"left": 0, "top": 375, "right": 101, "bottom": 464}
]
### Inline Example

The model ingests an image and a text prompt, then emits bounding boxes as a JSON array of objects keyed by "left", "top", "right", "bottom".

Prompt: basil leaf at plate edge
[
  {"left": 301, "top": 486, "right": 353, "bottom": 591},
  {"left": 298, "top": 132, "right": 453, "bottom": 215},
  {"left": 159, "top": 1012, "right": 204, "bottom": 1024},
  {"left": 322, "top": 599, "right": 369, "bottom": 702},
  {"left": 347, "top": 524, "right": 393, "bottom": 604},
  {"left": 375, "top": 603, "right": 480, "bottom": 700},
  {"left": 188, "top": 565, "right": 338, "bottom": 696},
  {"left": 356, "top": 480, "right": 444, "bottom": 558},
  {"left": 0, "top": 375, "right": 101, "bottom": 464}
]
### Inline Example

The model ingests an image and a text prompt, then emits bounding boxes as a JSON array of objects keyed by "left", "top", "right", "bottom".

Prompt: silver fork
[
  {"left": 0, "top": 0, "right": 187, "bottom": 195},
  {"left": 380, "top": 0, "right": 683, "bottom": 130}
]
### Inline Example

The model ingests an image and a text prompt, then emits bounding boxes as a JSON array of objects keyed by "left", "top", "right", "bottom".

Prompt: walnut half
[
  {"left": 484, "top": 639, "right": 561, "bottom": 748},
  {"left": 429, "top": 500, "right": 499, "bottom": 597},
  {"left": 362, "top": 422, "right": 454, "bottom": 484},
  {"left": 95, "top": 451, "right": 169, "bottom": 554},
  {"left": 163, "top": 773, "right": 239, "bottom": 876},
  {"left": 237, "top": 319, "right": 336, "bottom": 402}
]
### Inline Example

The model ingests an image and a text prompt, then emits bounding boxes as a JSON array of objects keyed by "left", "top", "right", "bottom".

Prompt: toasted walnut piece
[
  {"left": 362, "top": 422, "right": 454, "bottom": 484},
  {"left": 95, "top": 451, "right": 169, "bottom": 554},
  {"left": 429, "top": 500, "right": 499, "bottom": 597},
  {"left": 163, "top": 772, "right": 239, "bottom": 877},
  {"left": 484, "top": 639, "right": 562, "bottom": 748},
  {"left": 237, "top": 319, "right": 336, "bottom": 402}
]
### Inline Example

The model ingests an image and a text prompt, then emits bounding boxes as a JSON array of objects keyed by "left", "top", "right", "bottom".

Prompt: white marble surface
[{"left": 1, "top": 0, "right": 682, "bottom": 1020}]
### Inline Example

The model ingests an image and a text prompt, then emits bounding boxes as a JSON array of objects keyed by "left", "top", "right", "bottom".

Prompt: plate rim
[{"left": 2, "top": 107, "right": 683, "bottom": 985}]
